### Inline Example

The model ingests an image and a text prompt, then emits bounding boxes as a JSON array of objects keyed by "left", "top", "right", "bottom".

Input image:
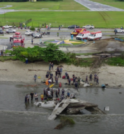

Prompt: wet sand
[{"left": 0, "top": 60, "right": 123, "bottom": 87}]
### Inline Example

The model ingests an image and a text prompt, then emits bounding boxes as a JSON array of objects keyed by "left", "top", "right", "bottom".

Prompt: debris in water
[
  {"left": 104, "top": 106, "right": 110, "bottom": 111},
  {"left": 54, "top": 117, "right": 75, "bottom": 129}
]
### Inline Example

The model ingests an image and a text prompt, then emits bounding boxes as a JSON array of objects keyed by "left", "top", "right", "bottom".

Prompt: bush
[
  {"left": 30, "top": 26, "right": 35, "bottom": 31},
  {"left": 5, "top": 44, "right": 69, "bottom": 63}
]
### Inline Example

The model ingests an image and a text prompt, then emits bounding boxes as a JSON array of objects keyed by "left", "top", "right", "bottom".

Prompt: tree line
[
  {"left": 5, "top": 43, "right": 86, "bottom": 67},
  {"left": 0, "top": 0, "right": 62, "bottom": 2}
]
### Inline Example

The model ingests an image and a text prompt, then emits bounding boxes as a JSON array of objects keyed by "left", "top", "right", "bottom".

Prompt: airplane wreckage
[{"left": 47, "top": 99, "right": 106, "bottom": 120}]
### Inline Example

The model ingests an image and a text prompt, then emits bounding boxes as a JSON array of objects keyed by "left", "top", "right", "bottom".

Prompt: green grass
[
  {"left": 76, "top": 53, "right": 95, "bottom": 56},
  {"left": 69, "top": 58, "right": 94, "bottom": 67},
  {"left": 105, "top": 57, "right": 124, "bottom": 66},
  {"left": 73, "top": 43, "right": 83, "bottom": 45},
  {"left": 0, "top": 11, "right": 124, "bottom": 28},
  {"left": 92, "top": 0, "right": 124, "bottom": 9},
  {"left": 59, "top": 44, "right": 71, "bottom": 46},
  {"left": 0, "top": 56, "right": 16, "bottom": 61},
  {"left": 119, "top": 37, "right": 124, "bottom": 40},
  {"left": 0, "top": 0, "right": 87, "bottom": 10},
  {"left": 44, "top": 40, "right": 84, "bottom": 46}
]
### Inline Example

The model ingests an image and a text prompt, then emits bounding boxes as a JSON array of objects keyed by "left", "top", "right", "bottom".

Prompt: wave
[
  {"left": 0, "top": 110, "right": 48, "bottom": 115},
  {"left": 0, "top": 110, "right": 123, "bottom": 117}
]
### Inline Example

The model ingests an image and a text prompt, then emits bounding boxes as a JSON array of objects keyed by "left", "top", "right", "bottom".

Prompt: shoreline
[{"left": 0, "top": 61, "right": 124, "bottom": 88}]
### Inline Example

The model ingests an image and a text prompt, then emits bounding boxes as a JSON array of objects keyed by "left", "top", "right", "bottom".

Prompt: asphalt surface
[
  {"left": 0, "top": 27, "right": 123, "bottom": 51},
  {"left": 75, "top": 0, "right": 124, "bottom": 11},
  {"left": 0, "top": 1, "right": 124, "bottom": 15}
]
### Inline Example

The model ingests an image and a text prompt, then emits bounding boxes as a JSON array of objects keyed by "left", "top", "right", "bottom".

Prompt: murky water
[{"left": 0, "top": 82, "right": 124, "bottom": 134}]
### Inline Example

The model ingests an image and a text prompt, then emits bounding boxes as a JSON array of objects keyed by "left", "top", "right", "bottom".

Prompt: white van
[
  {"left": 88, "top": 31, "right": 102, "bottom": 41},
  {"left": 76, "top": 31, "right": 90, "bottom": 40}
]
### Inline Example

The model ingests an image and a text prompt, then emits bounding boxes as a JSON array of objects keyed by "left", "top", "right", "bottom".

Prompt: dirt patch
[{"left": 88, "top": 39, "right": 124, "bottom": 52}]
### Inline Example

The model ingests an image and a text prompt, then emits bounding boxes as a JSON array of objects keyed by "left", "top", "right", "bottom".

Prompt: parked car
[
  {"left": 0, "top": 29, "right": 4, "bottom": 34},
  {"left": 83, "top": 25, "right": 94, "bottom": 29},
  {"left": 33, "top": 32, "right": 42, "bottom": 38},
  {"left": 3, "top": 25, "right": 13, "bottom": 29},
  {"left": 70, "top": 28, "right": 86, "bottom": 36},
  {"left": 68, "top": 25, "right": 80, "bottom": 29},
  {"left": 88, "top": 31, "right": 102, "bottom": 41},
  {"left": 76, "top": 31, "right": 90, "bottom": 40},
  {"left": 25, "top": 30, "right": 33, "bottom": 36},
  {"left": 115, "top": 28, "right": 124, "bottom": 33},
  {"left": 6, "top": 28, "right": 16, "bottom": 33}
]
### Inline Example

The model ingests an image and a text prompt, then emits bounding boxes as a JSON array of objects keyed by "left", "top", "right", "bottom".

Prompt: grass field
[
  {"left": 0, "top": 0, "right": 87, "bottom": 10},
  {"left": 0, "top": 11, "right": 124, "bottom": 28},
  {"left": 92, "top": 0, "right": 124, "bottom": 9}
]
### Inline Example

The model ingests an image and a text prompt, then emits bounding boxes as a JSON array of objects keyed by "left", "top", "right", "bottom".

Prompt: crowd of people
[
  {"left": 25, "top": 63, "right": 100, "bottom": 104},
  {"left": 24, "top": 88, "right": 75, "bottom": 104},
  {"left": 33, "top": 63, "right": 99, "bottom": 89}
]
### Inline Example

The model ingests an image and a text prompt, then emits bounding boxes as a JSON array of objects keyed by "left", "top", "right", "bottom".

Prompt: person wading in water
[{"left": 30, "top": 92, "right": 34, "bottom": 102}]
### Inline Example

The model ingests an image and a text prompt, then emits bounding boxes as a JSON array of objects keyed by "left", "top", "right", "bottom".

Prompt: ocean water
[{"left": 0, "top": 82, "right": 124, "bottom": 134}]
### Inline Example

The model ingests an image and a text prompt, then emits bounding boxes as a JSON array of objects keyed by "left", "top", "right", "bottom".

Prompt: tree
[{"left": 5, "top": 44, "right": 68, "bottom": 63}]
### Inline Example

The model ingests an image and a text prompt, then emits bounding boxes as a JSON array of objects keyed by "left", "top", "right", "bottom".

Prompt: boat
[
  {"left": 34, "top": 100, "right": 55, "bottom": 109},
  {"left": 48, "top": 98, "right": 105, "bottom": 120}
]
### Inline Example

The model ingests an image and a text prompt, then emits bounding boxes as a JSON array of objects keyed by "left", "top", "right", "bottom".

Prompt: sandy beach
[{"left": 0, "top": 60, "right": 123, "bottom": 87}]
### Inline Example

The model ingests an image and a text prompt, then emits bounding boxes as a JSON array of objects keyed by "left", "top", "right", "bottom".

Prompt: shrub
[{"left": 30, "top": 26, "right": 35, "bottom": 31}]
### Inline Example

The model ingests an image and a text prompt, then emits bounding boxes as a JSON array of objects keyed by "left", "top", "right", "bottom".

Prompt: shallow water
[{"left": 0, "top": 82, "right": 124, "bottom": 134}]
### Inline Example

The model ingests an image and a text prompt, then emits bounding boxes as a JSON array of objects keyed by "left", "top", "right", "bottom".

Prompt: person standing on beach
[
  {"left": 55, "top": 90, "right": 58, "bottom": 98},
  {"left": 50, "top": 73, "right": 53, "bottom": 83},
  {"left": 73, "top": 75, "right": 75, "bottom": 84},
  {"left": 34, "top": 93, "right": 38, "bottom": 101},
  {"left": 55, "top": 75, "right": 58, "bottom": 85},
  {"left": 59, "top": 67, "right": 62, "bottom": 78},
  {"left": 43, "top": 88, "right": 46, "bottom": 97},
  {"left": 34, "top": 74, "right": 37, "bottom": 82},
  {"left": 56, "top": 67, "right": 60, "bottom": 77},
  {"left": 41, "top": 94, "right": 44, "bottom": 101},
  {"left": 85, "top": 76, "right": 88, "bottom": 83},
  {"left": 58, "top": 88, "right": 60, "bottom": 96},
  {"left": 62, "top": 88, "right": 65, "bottom": 96},
  {"left": 27, "top": 94, "right": 30, "bottom": 103},
  {"left": 68, "top": 78, "right": 71, "bottom": 85},
  {"left": 75, "top": 82, "right": 78, "bottom": 90},
  {"left": 67, "top": 74, "right": 69, "bottom": 80},
  {"left": 51, "top": 63, "right": 54, "bottom": 70},
  {"left": 89, "top": 74, "right": 92, "bottom": 81},
  {"left": 96, "top": 76, "right": 99, "bottom": 84},
  {"left": 65, "top": 72, "right": 68, "bottom": 79},
  {"left": 25, "top": 94, "right": 28, "bottom": 104},
  {"left": 51, "top": 88, "right": 53, "bottom": 98},
  {"left": 67, "top": 92, "right": 70, "bottom": 98},
  {"left": 48, "top": 90, "right": 51, "bottom": 99},
  {"left": 30, "top": 92, "right": 34, "bottom": 102}
]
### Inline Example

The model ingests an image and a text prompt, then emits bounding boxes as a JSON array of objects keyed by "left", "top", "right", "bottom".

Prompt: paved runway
[
  {"left": 75, "top": 0, "right": 124, "bottom": 11},
  {"left": 0, "top": 0, "right": 124, "bottom": 14}
]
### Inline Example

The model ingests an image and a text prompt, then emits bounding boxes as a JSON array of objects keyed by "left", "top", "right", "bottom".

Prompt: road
[
  {"left": 75, "top": 0, "right": 124, "bottom": 11},
  {"left": 0, "top": 1, "right": 124, "bottom": 14},
  {"left": 0, "top": 28, "right": 123, "bottom": 51}
]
